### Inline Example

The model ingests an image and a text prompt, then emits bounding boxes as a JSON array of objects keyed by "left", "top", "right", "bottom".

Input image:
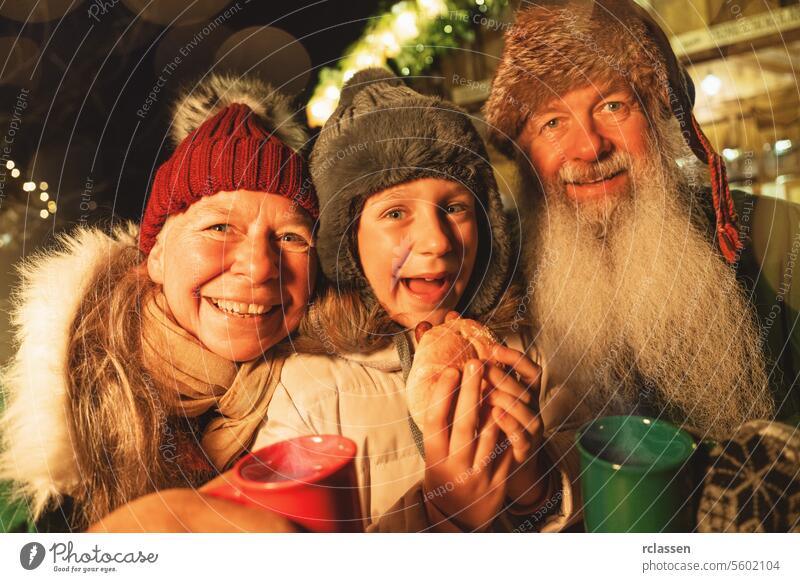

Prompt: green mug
[{"left": 576, "top": 415, "right": 698, "bottom": 532}]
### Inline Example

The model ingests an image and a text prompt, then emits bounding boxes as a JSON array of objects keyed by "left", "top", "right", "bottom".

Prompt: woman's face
[
  {"left": 147, "top": 190, "right": 317, "bottom": 361},
  {"left": 356, "top": 178, "right": 478, "bottom": 329}
]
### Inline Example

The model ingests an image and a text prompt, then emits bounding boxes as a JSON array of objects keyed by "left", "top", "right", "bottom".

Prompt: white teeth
[{"left": 209, "top": 298, "right": 271, "bottom": 317}]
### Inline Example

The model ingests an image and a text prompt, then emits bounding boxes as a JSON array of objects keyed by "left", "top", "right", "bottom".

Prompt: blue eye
[
  {"left": 276, "top": 232, "right": 312, "bottom": 253},
  {"left": 445, "top": 203, "right": 467, "bottom": 214}
]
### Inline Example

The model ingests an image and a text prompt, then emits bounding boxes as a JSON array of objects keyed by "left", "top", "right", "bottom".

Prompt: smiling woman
[
  {"left": 147, "top": 190, "right": 316, "bottom": 362},
  {"left": 0, "top": 74, "right": 319, "bottom": 532}
]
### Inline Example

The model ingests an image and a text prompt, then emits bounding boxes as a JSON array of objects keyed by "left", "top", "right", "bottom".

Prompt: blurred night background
[{"left": 1, "top": 0, "right": 798, "bottom": 362}]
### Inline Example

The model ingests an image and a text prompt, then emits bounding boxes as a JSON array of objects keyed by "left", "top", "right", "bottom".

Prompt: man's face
[
  {"left": 147, "top": 190, "right": 317, "bottom": 362},
  {"left": 521, "top": 84, "right": 650, "bottom": 206}
]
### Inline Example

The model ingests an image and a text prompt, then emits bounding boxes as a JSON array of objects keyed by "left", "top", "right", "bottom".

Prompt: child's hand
[
  {"left": 422, "top": 360, "right": 513, "bottom": 531},
  {"left": 486, "top": 345, "right": 550, "bottom": 508}
]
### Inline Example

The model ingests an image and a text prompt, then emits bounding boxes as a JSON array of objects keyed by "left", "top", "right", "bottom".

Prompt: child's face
[
  {"left": 357, "top": 178, "right": 478, "bottom": 328},
  {"left": 147, "top": 190, "right": 317, "bottom": 361}
]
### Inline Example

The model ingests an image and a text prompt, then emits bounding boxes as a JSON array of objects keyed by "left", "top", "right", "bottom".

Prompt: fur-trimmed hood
[{"left": 0, "top": 223, "right": 139, "bottom": 521}]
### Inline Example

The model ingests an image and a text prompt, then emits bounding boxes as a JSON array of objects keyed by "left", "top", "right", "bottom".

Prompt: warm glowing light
[
  {"left": 443, "top": 24, "right": 453, "bottom": 33},
  {"left": 39, "top": 181, "right": 48, "bottom": 190},
  {"left": 5, "top": 160, "right": 14, "bottom": 170},
  {"left": 39, "top": 209, "right": 49, "bottom": 219},
  {"left": 393, "top": 11, "right": 419, "bottom": 41},
  {"left": 418, "top": 0, "right": 447, "bottom": 18},
  {"left": 722, "top": 148, "right": 740, "bottom": 162},
  {"left": 775, "top": 139, "right": 793, "bottom": 155},
  {"left": 343, "top": 68, "right": 356, "bottom": 82},
  {"left": 23, "top": 181, "right": 36, "bottom": 192},
  {"left": 47, "top": 201, "right": 57, "bottom": 213},
  {"left": 308, "top": 98, "right": 336, "bottom": 127},
  {"left": 39, "top": 191, "right": 49, "bottom": 201},
  {"left": 11, "top": 168, "right": 20, "bottom": 178},
  {"left": 700, "top": 74, "right": 721, "bottom": 96},
  {"left": 324, "top": 85, "right": 340, "bottom": 101},
  {"left": 379, "top": 31, "right": 401, "bottom": 56},
  {"left": 355, "top": 51, "right": 379, "bottom": 68}
]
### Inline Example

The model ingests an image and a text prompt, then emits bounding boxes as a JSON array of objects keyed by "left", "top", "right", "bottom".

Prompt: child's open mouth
[
  {"left": 205, "top": 297, "right": 279, "bottom": 319},
  {"left": 400, "top": 275, "right": 453, "bottom": 303}
]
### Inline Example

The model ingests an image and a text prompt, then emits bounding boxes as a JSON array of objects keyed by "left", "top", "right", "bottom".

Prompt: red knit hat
[{"left": 139, "top": 101, "right": 318, "bottom": 254}]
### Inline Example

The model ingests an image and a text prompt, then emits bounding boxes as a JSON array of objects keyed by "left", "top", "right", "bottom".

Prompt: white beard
[{"left": 522, "top": 144, "right": 774, "bottom": 438}]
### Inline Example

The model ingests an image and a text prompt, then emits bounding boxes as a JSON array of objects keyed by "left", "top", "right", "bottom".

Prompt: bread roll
[{"left": 406, "top": 317, "right": 500, "bottom": 429}]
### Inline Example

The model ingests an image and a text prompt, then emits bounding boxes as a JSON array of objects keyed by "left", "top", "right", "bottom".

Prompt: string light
[
  {"left": 5, "top": 160, "right": 14, "bottom": 170},
  {"left": 11, "top": 168, "right": 20, "bottom": 178},
  {"left": 324, "top": 85, "right": 340, "bottom": 101},
  {"left": 39, "top": 209, "right": 48, "bottom": 219},
  {"left": 307, "top": 0, "right": 510, "bottom": 127},
  {"left": 418, "top": 0, "right": 447, "bottom": 17},
  {"left": 39, "top": 181, "right": 48, "bottom": 190},
  {"left": 39, "top": 191, "right": 49, "bottom": 201},
  {"left": 308, "top": 99, "right": 337, "bottom": 128},
  {"left": 355, "top": 51, "right": 379, "bottom": 68},
  {"left": 47, "top": 201, "right": 57, "bottom": 213},
  {"left": 393, "top": 10, "right": 419, "bottom": 41},
  {"left": 23, "top": 181, "right": 36, "bottom": 192},
  {"left": 379, "top": 31, "right": 401, "bottom": 57}
]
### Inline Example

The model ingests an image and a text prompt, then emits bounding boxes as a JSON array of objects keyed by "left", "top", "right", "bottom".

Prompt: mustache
[{"left": 558, "top": 150, "right": 632, "bottom": 185}]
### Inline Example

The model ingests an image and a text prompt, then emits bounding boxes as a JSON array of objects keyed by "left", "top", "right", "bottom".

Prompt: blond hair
[{"left": 66, "top": 248, "right": 200, "bottom": 529}]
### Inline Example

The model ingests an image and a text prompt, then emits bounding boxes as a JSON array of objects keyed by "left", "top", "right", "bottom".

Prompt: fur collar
[{"left": 0, "top": 222, "right": 139, "bottom": 520}]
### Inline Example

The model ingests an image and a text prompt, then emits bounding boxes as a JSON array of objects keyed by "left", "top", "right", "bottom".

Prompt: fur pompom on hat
[
  {"left": 310, "top": 68, "right": 513, "bottom": 319},
  {"left": 484, "top": 0, "right": 741, "bottom": 263},
  {"left": 169, "top": 73, "right": 309, "bottom": 152},
  {"left": 139, "top": 74, "right": 318, "bottom": 255}
]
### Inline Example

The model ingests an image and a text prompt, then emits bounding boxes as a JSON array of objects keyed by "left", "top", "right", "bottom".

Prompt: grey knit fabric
[{"left": 310, "top": 68, "right": 513, "bottom": 319}]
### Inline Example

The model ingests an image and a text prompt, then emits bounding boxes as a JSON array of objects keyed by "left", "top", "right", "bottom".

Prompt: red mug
[{"left": 206, "top": 435, "right": 363, "bottom": 532}]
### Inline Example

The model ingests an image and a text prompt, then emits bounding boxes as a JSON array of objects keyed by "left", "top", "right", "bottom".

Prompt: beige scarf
[{"left": 141, "top": 292, "right": 284, "bottom": 471}]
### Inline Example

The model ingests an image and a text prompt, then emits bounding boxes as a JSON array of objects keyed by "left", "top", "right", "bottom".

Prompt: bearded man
[{"left": 484, "top": 0, "right": 800, "bottom": 437}]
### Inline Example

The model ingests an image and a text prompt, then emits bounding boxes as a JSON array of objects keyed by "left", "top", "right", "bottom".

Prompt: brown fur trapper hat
[
  {"left": 310, "top": 68, "right": 513, "bottom": 319},
  {"left": 485, "top": 0, "right": 742, "bottom": 263},
  {"left": 484, "top": 0, "right": 673, "bottom": 155}
]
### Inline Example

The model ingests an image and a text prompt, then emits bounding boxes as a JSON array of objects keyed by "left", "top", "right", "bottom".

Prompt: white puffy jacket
[{"left": 254, "top": 332, "right": 591, "bottom": 532}]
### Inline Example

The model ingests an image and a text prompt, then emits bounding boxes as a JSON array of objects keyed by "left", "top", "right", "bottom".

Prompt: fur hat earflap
[{"left": 171, "top": 73, "right": 310, "bottom": 153}]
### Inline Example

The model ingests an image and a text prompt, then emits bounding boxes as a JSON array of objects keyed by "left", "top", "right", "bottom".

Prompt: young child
[
  {"left": 0, "top": 74, "right": 319, "bottom": 531},
  {"left": 255, "top": 69, "right": 590, "bottom": 532}
]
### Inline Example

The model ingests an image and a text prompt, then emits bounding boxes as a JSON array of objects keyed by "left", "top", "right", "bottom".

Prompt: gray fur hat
[{"left": 310, "top": 68, "right": 512, "bottom": 319}]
